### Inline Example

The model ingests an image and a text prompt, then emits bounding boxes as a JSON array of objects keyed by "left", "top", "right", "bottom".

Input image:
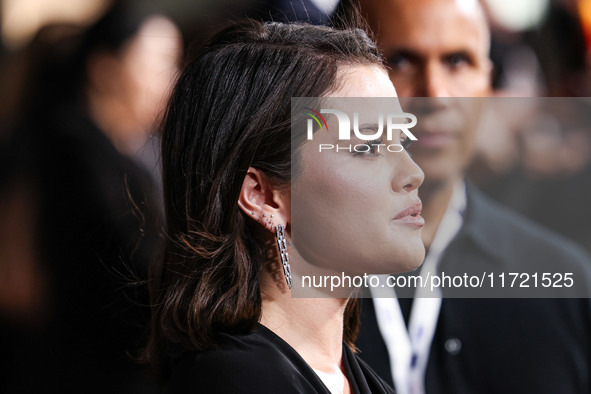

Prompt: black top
[{"left": 167, "top": 324, "right": 395, "bottom": 394}]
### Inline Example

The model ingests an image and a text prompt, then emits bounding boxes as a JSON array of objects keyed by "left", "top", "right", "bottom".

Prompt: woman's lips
[{"left": 394, "top": 201, "right": 425, "bottom": 227}]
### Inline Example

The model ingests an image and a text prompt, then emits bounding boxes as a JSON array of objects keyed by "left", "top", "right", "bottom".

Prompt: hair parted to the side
[{"left": 147, "top": 19, "right": 383, "bottom": 375}]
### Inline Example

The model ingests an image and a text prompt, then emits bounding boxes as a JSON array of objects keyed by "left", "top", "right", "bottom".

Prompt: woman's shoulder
[{"left": 165, "top": 324, "right": 329, "bottom": 393}]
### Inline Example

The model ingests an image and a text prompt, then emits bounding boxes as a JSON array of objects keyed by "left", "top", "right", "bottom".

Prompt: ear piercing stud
[{"left": 250, "top": 212, "right": 278, "bottom": 228}]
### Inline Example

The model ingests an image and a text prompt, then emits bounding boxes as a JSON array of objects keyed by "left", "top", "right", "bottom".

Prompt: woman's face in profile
[{"left": 291, "top": 65, "right": 426, "bottom": 278}]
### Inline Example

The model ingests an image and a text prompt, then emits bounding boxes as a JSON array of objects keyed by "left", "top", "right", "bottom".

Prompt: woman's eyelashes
[
  {"left": 352, "top": 138, "right": 384, "bottom": 157},
  {"left": 350, "top": 134, "right": 414, "bottom": 158}
]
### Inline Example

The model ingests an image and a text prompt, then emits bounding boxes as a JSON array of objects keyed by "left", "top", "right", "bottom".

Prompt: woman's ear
[{"left": 237, "top": 167, "right": 290, "bottom": 233}]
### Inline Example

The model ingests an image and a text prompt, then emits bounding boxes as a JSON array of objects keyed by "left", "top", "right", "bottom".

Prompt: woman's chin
[
  {"left": 407, "top": 247, "right": 427, "bottom": 272},
  {"left": 387, "top": 244, "right": 426, "bottom": 274}
]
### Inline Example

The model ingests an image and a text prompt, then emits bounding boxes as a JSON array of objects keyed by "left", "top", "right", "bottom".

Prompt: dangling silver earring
[{"left": 275, "top": 224, "right": 292, "bottom": 289}]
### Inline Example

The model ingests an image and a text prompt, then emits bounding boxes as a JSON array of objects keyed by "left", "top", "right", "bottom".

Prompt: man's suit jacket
[{"left": 356, "top": 184, "right": 591, "bottom": 394}]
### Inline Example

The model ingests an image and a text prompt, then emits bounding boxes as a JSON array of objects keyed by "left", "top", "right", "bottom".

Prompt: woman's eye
[{"left": 352, "top": 139, "right": 383, "bottom": 157}]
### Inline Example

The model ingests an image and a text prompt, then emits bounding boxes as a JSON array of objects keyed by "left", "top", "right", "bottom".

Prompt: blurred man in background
[{"left": 333, "top": 0, "right": 591, "bottom": 393}]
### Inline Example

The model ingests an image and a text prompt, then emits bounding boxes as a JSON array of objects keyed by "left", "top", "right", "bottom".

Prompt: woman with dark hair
[{"left": 148, "top": 20, "right": 425, "bottom": 393}]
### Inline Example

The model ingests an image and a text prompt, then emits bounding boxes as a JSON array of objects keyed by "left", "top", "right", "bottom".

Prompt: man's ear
[{"left": 237, "top": 167, "right": 290, "bottom": 233}]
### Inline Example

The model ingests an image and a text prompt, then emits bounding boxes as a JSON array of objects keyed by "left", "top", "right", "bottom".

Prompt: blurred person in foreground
[
  {"left": 146, "top": 19, "right": 425, "bottom": 393},
  {"left": 333, "top": 0, "right": 591, "bottom": 393},
  {"left": 1, "top": 1, "right": 181, "bottom": 393}
]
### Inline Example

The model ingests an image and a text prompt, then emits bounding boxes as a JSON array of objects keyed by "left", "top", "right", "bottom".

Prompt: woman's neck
[
  {"left": 260, "top": 286, "right": 347, "bottom": 372},
  {"left": 258, "top": 240, "right": 354, "bottom": 393}
]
